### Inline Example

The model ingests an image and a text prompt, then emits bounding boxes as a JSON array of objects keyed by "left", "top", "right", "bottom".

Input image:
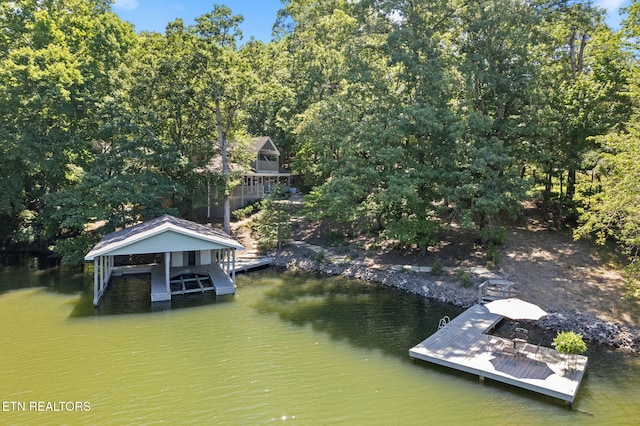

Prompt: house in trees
[{"left": 200, "top": 136, "right": 292, "bottom": 218}]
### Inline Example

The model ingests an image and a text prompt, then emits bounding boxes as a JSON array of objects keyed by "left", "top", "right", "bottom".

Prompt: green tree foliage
[
  {"left": 571, "top": 0, "right": 640, "bottom": 295},
  {"left": 575, "top": 66, "right": 640, "bottom": 295},
  {"left": 292, "top": 0, "right": 537, "bottom": 249},
  {"left": 575, "top": 128, "right": 640, "bottom": 258},
  {"left": 242, "top": 39, "right": 297, "bottom": 166},
  {"left": 0, "top": 0, "right": 137, "bottom": 251},
  {"left": 253, "top": 186, "right": 293, "bottom": 250},
  {"left": 445, "top": 0, "right": 542, "bottom": 243},
  {"left": 1, "top": 0, "right": 638, "bottom": 268},
  {"left": 533, "top": 2, "right": 631, "bottom": 218}
]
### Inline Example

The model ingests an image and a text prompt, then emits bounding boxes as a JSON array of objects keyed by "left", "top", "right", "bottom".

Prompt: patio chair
[
  {"left": 487, "top": 335, "right": 503, "bottom": 355},
  {"left": 524, "top": 340, "right": 541, "bottom": 360},
  {"left": 513, "top": 327, "right": 528, "bottom": 344},
  {"left": 500, "top": 340, "right": 518, "bottom": 363}
]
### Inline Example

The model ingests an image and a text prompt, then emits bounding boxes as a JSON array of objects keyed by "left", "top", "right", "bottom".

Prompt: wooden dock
[
  {"left": 409, "top": 305, "right": 588, "bottom": 406},
  {"left": 235, "top": 256, "right": 273, "bottom": 273}
]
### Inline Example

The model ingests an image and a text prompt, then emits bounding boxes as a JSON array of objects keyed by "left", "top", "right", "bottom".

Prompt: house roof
[
  {"left": 197, "top": 136, "right": 280, "bottom": 175},
  {"left": 251, "top": 136, "right": 280, "bottom": 155},
  {"left": 84, "top": 214, "right": 243, "bottom": 261}
]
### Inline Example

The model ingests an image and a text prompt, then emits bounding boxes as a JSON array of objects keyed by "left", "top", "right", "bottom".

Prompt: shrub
[
  {"left": 232, "top": 204, "right": 255, "bottom": 221},
  {"left": 456, "top": 269, "right": 473, "bottom": 288},
  {"left": 253, "top": 199, "right": 292, "bottom": 250},
  {"left": 622, "top": 262, "right": 640, "bottom": 301},
  {"left": 431, "top": 258, "right": 444, "bottom": 276},
  {"left": 315, "top": 249, "right": 327, "bottom": 265},
  {"left": 326, "top": 231, "right": 344, "bottom": 246},
  {"left": 552, "top": 331, "right": 587, "bottom": 355},
  {"left": 480, "top": 226, "right": 507, "bottom": 246},
  {"left": 486, "top": 243, "right": 501, "bottom": 269}
]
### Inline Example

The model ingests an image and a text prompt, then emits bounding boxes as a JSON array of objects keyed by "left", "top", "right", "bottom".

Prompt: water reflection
[
  {"left": 0, "top": 254, "right": 86, "bottom": 295},
  {"left": 1, "top": 256, "right": 640, "bottom": 423},
  {"left": 254, "top": 271, "right": 464, "bottom": 359},
  {"left": 70, "top": 274, "right": 236, "bottom": 317}
]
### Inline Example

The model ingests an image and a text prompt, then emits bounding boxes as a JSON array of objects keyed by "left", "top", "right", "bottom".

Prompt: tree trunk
[
  {"left": 215, "top": 98, "right": 232, "bottom": 234},
  {"left": 223, "top": 198, "right": 231, "bottom": 234},
  {"left": 566, "top": 167, "right": 576, "bottom": 202}
]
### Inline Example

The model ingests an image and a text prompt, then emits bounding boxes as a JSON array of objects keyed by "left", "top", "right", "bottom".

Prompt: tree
[
  {"left": 574, "top": 90, "right": 640, "bottom": 297},
  {"left": 0, "top": 0, "right": 137, "bottom": 250},
  {"left": 534, "top": 2, "right": 631, "bottom": 219},
  {"left": 444, "top": 0, "right": 546, "bottom": 242},
  {"left": 191, "top": 5, "right": 257, "bottom": 234},
  {"left": 242, "top": 39, "right": 297, "bottom": 167},
  {"left": 253, "top": 185, "right": 293, "bottom": 250}
]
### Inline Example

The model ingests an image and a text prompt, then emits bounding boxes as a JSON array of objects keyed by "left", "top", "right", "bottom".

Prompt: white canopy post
[
  {"left": 232, "top": 249, "right": 236, "bottom": 284},
  {"left": 93, "top": 258, "right": 99, "bottom": 305},
  {"left": 165, "top": 252, "right": 171, "bottom": 294},
  {"left": 100, "top": 255, "right": 106, "bottom": 292}
]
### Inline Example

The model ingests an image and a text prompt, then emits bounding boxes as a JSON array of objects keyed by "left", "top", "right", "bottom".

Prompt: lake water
[{"left": 0, "top": 255, "right": 639, "bottom": 425}]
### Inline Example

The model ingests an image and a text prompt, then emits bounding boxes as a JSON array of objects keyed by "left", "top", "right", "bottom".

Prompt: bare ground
[
  {"left": 232, "top": 201, "right": 640, "bottom": 330},
  {"left": 500, "top": 212, "right": 640, "bottom": 328}
]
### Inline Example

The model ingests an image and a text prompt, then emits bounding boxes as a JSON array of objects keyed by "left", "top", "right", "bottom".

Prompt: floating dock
[{"left": 409, "top": 304, "right": 588, "bottom": 406}]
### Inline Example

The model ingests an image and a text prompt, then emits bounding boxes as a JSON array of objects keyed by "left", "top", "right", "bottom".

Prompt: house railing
[{"left": 255, "top": 160, "right": 279, "bottom": 172}]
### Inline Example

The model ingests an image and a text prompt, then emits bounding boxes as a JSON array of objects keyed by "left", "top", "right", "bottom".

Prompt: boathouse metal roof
[{"left": 84, "top": 214, "right": 243, "bottom": 261}]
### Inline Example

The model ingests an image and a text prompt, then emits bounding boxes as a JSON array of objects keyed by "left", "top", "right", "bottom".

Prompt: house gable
[
  {"left": 92, "top": 229, "right": 231, "bottom": 257},
  {"left": 84, "top": 214, "right": 243, "bottom": 260},
  {"left": 252, "top": 136, "right": 280, "bottom": 156}
]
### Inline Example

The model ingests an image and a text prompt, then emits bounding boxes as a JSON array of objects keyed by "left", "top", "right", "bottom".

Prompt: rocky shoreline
[{"left": 270, "top": 246, "right": 640, "bottom": 354}]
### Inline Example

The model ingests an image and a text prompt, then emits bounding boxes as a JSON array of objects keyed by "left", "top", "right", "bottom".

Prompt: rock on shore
[{"left": 270, "top": 247, "right": 640, "bottom": 354}]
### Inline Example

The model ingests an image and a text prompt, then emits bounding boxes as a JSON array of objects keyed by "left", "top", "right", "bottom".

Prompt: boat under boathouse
[{"left": 85, "top": 215, "right": 244, "bottom": 306}]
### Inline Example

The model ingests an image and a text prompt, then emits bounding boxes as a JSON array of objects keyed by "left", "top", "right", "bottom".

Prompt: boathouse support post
[
  {"left": 165, "top": 252, "right": 171, "bottom": 295},
  {"left": 93, "top": 258, "right": 99, "bottom": 305},
  {"left": 106, "top": 255, "right": 113, "bottom": 285},
  {"left": 232, "top": 249, "right": 236, "bottom": 284},
  {"left": 100, "top": 255, "right": 106, "bottom": 290}
]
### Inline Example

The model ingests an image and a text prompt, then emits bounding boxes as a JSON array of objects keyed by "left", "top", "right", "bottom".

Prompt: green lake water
[{"left": 0, "top": 255, "right": 639, "bottom": 425}]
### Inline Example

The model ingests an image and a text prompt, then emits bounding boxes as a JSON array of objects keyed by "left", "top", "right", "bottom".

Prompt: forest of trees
[{"left": 1, "top": 0, "right": 639, "bottom": 287}]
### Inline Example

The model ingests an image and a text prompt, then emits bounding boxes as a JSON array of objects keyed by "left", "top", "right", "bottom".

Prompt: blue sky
[
  {"left": 599, "top": 0, "right": 632, "bottom": 28},
  {"left": 112, "top": 0, "right": 632, "bottom": 42},
  {"left": 112, "top": 0, "right": 284, "bottom": 42}
]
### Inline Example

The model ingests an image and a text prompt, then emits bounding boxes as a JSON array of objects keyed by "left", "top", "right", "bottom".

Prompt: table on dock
[{"left": 409, "top": 304, "right": 588, "bottom": 406}]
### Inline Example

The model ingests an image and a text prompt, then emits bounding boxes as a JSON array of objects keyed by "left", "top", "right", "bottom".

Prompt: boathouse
[{"left": 85, "top": 214, "right": 244, "bottom": 306}]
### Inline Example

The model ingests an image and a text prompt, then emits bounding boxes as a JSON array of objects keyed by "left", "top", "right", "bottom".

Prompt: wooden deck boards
[
  {"left": 235, "top": 257, "right": 274, "bottom": 272},
  {"left": 409, "top": 304, "right": 588, "bottom": 404}
]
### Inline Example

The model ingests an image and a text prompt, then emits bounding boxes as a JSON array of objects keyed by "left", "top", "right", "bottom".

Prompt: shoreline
[{"left": 269, "top": 246, "right": 640, "bottom": 354}]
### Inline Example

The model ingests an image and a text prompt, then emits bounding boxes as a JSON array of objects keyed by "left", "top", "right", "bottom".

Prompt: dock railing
[{"left": 478, "top": 279, "right": 515, "bottom": 304}]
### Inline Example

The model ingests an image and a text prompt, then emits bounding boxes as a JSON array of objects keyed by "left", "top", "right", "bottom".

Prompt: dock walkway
[{"left": 409, "top": 304, "right": 588, "bottom": 405}]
